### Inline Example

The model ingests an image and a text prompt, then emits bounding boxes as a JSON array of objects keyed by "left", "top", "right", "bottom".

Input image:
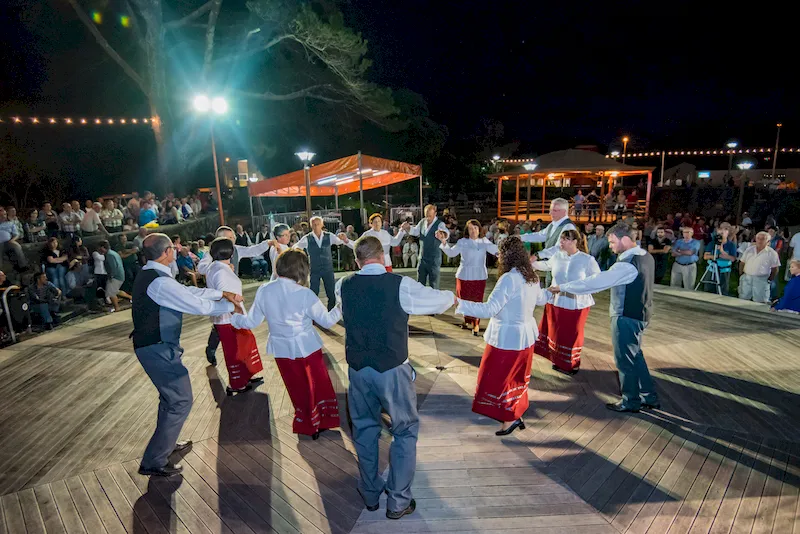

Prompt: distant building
[{"left": 660, "top": 164, "right": 799, "bottom": 189}]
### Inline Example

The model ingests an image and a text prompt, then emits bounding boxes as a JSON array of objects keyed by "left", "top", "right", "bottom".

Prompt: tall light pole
[
  {"left": 523, "top": 162, "right": 537, "bottom": 219},
  {"left": 622, "top": 137, "right": 629, "bottom": 163},
  {"left": 193, "top": 94, "right": 228, "bottom": 225},
  {"left": 295, "top": 150, "right": 315, "bottom": 222},
  {"left": 771, "top": 123, "right": 782, "bottom": 183},
  {"left": 736, "top": 159, "right": 754, "bottom": 224},
  {"left": 726, "top": 139, "right": 739, "bottom": 179}
]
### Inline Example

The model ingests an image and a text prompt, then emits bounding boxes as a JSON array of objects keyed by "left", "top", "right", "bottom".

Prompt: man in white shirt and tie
[
  {"left": 292, "top": 216, "right": 348, "bottom": 311},
  {"left": 408, "top": 204, "right": 449, "bottom": 289},
  {"left": 521, "top": 198, "right": 577, "bottom": 285}
]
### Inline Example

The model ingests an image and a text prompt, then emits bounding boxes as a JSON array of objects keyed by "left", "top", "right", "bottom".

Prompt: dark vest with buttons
[
  {"left": 341, "top": 272, "right": 409, "bottom": 372},
  {"left": 307, "top": 232, "right": 333, "bottom": 273},
  {"left": 418, "top": 218, "right": 442, "bottom": 267},
  {"left": 131, "top": 268, "right": 183, "bottom": 349},
  {"left": 610, "top": 252, "right": 654, "bottom": 322}
]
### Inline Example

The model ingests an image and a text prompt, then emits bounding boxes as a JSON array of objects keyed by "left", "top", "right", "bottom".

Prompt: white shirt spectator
[
  {"left": 205, "top": 261, "right": 246, "bottom": 325},
  {"left": 532, "top": 250, "right": 601, "bottom": 310},
  {"left": 456, "top": 268, "right": 548, "bottom": 350},
  {"left": 81, "top": 209, "right": 103, "bottom": 233},
  {"left": 790, "top": 232, "right": 800, "bottom": 261},
  {"left": 231, "top": 277, "right": 341, "bottom": 359},
  {"left": 740, "top": 245, "right": 781, "bottom": 277},
  {"left": 440, "top": 237, "right": 498, "bottom": 280},
  {"left": 92, "top": 251, "right": 107, "bottom": 275},
  {"left": 345, "top": 228, "right": 406, "bottom": 267}
]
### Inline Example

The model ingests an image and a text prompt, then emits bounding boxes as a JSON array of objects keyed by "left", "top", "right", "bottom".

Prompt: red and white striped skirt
[
  {"left": 216, "top": 324, "right": 263, "bottom": 390},
  {"left": 473, "top": 344, "right": 533, "bottom": 422},
  {"left": 456, "top": 278, "right": 487, "bottom": 327},
  {"left": 534, "top": 303, "right": 590, "bottom": 372},
  {"left": 275, "top": 349, "right": 340, "bottom": 435}
]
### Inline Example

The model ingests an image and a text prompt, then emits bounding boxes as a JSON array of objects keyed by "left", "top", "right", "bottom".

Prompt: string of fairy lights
[
  {"left": 500, "top": 147, "right": 800, "bottom": 164},
  {"left": 0, "top": 116, "right": 158, "bottom": 126}
]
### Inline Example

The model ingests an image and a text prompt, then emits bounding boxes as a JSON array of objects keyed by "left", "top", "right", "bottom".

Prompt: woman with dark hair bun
[
  {"left": 206, "top": 237, "right": 264, "bottom": 395},
  {"left": 532, "top": 229, "right": 600, "bottom": 375},
  {"left": 455, "top": 236, "right": 548, "bottom": 436}
]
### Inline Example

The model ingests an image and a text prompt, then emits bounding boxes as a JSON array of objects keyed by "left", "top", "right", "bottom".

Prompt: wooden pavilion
[{"left": 488, "top": 149, "right": 656, "bottom": 221}]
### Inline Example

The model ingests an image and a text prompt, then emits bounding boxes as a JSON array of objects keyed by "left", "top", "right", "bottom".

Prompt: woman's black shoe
[
  {"left": 552, "top": 364, "right": 579, "bottom": 375},
  {"left": 249, "top": 377, "right": 264, "bottom": 385},
  {"left": 495, "top": 418, "right": 525, "bottom": 436},
  {"left": 226, "top": 384, "right": 253, "bottom": 396},
  {"left": 311, "top": 428, "right": 327, "bottom": 440}
]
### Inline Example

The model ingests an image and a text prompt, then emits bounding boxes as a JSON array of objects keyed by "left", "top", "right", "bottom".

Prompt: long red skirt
[
  {"left": 473, "top": 344, "right": 533, "bottom": 422},
  {"left": 456, "top": 278, "right": 487, "bottom": 327},
  {"left": 275, "top": 349, "right": 340, "bottom": 435},
  {"left": 534, "top": 304, "right": 590, "bottom": 372},
  {"left": 216, "top": 324, "right": 264, "bottom": 389}
]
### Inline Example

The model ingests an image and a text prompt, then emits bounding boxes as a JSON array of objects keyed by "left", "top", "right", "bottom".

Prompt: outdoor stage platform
[{"left": 0, "top": 269, "right": 798, "bottom": 533}]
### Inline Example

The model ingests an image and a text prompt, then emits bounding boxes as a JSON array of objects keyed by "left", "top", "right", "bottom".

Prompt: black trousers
[
  {"left": 310, "top": 268, "right": 336, "bottom": 311},
  {"left": 206, "top": 326, "right": 220, "bottom": 357}
]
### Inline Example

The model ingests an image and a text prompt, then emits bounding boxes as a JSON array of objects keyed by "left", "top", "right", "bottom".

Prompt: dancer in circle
[
  {"left": 232, "top": 250, "right": 341, "bottom": 439},
  {"left": 293, "top": 216, "right": 347, "bottom": 310},
  {"left": 408, "top": 204, "right": 449, "bottom": 289},
  {"left": 438, "top": 219, "right": 498, "bottom": 335},
  {"left": 205, "top": 238, "right": 264, "bottom": 395},
  {"left": 269, "top": 223, "right": 292, "bottom": 281},
  {"left": 343, "top": 213, "right": 410, "bottom": 272},
  {"left": 456, "top": 236, "right": 548, "bottom": 436},
  {"left": 531, "top": 229, "right": 600, "bottom": 375}
]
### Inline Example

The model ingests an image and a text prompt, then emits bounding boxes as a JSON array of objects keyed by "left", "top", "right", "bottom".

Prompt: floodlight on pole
[
  {"left": 622, "top": 136, "right": 630, "bottom": 163},
  {"left": 736, "top": 162, "right": 753, "bottom": 170},
  {"left": 726, "top": 139, "right": 739, "bottom": 178},
  {"left": 523, "top": 163, "right": 537, "bottom": 171},
  {"left": 211, "top": 96, "right": 228, "bottom": 115},
  {"left": 492, "top": 154, "right": 500, "bottom": 161},
  {"left": 193, "top": 95, "right": 211, "bottom": 113},
  {"left": 735, "top": 158, "right": 754, "bottom": 224},
  {"left": 193, "top": 93, "right": 229, "bottom": 224},
  {"left": 296, "top": 151, "right": 316, "bottom": 221},
  {"left": 295, "top": 151, "right": 316, "bottom": 164}
]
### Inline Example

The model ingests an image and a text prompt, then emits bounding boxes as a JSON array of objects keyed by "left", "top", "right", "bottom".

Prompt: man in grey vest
[
  {"left": 294, "top": 216, "right": 347, "bottom": 311},
  {"left": 132, "top": 233, "right": 242, "bottom": 476},
  {"left": 408, "top": 204, "right": 449, "bottom": 289},
  {"left": 521, "top": 198, "right": 577, "bottom": 285},
  {"left": 335, "top": 236, "right": 455, "bottom": 519},
  {"left": 551, "top": 223, "right": 660, "bottom": 413},
  {"left": 197, "top": 225, "right": 271, "bottom": 365}
]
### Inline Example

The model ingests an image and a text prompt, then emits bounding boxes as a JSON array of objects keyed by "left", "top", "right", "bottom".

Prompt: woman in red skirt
[
  {"left": 439, "top": 219, "right": 498, "bottom": 335},
  {"left": 532, "top": 229, "right": 600, "bottom": 375},
  {"left": 206, "top": 238, "right": 264, "bottom": 395},
  {"left": 456, "top": 237, "right": 548, "bottom": 436},
  {"left": 232, "top": 250, "right": 341, "bottom": 439}
]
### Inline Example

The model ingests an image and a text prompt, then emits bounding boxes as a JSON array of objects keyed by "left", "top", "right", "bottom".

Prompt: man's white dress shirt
[
  {"left": 558, "top": 246, "right": 645, "bottom": 295},
  {"left": 532, "top": 250, "right": 600, "bottom": 309},
  {"left": 143, "top": 261, "right": 234, "bottom": 316},
  {"left": 456, "top": 268, "right": 548, "bottom": 350},
  {"left": 231, "top": 278, "right": 341, "bottom": 360},
  {"left": 409, "top": 217, "right": 449, "bottom": 239},
  {"left": 293, "top": 230, "right": 346, "bottom": 250},
  {"left": 205, "top": 261, "right": 246, "bottom": 325},
  {"left": 440, "top": 237, "right": 498, "bottom": 281},
  {"left": 520, "top": 215, "right": 577, "bottom": 258},
  {"left": 346, "top": 228, "right": 406, "bottom": 266},
  {"left": 197, "top": 240, "right": 271, "bottom": 275}
]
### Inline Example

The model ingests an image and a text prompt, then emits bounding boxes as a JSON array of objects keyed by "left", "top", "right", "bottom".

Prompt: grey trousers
[
  {"left": 610, "top": 316, "right": 658, "bottom": 410},
  {"left": 136, "top": 344, "right": 193, "bottom": 469},
  {"left": 417, "top": 260, "right": 441, "bottom": 289},
  {"left": 348, "top": 363, "right": 419, "bottom": 513}
]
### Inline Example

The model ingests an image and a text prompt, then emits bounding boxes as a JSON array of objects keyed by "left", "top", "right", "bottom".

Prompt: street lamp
[
  {"left": 735, "top": 158, "right": 754, "bottom": 224},
  {"left": 622, "top": 137, "right": 629, "bottom": 163},
  {"left": 193, "top": 94, "right": 228, "bottom": 224},
  {"left": 523, "top": 163, "right": 537, "bottom": 219},
  {"left": 726, "top": 139, "right": 739, "bottom": 179},
  {"left": 295, "top": 150, "right": 316, "bottom": 221}
]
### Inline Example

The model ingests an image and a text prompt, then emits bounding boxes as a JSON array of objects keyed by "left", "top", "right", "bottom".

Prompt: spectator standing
[
  {"left": 702, "top": 223, "right": 737, "bottom": 296},
  {"left": 81, "top": 202, "right": 109, "bottom": 237},
  {"left": 27, "top": 272, "right": 61, "bottom": 329},
  {"left": 59, "top": 203, "right": 82, "bottom": 239},
  {"left": 603, "top": 191, "right": 615, "bottom": 222},
  {"left": 670, "top": 227, "right": 701, "bottom": 289},
  {"left": 586, "top": 189, "right": 600, "bottom": 220},
  {"left": 115, "top": 234, "right": 141, "bottom": 290},
  {"left": 614, "top": 190, "right": 627, "bottom": 217},
  {"left": 100, "top": 199, "right": 125, "bottom": 234},
  {"left": 738, "top": 232, "right": 780, "bottom": 304},
  {"left": 573, "top": 190, "right": 585, "bottom": 219},
  {"left": 647, "top": 228, "right": 672, "bottom": 284},
  {"left": 92, "top": 244, "right": 109, "bottom": 300},
  {"left": 0, "top": 207, "right": 29, "bottom": 273},
  {"left": 98, "top": 240, "right": 131, "bottom": 311},
  {"left": 692, "top": 217, "right": 709, "bottom": 244},
  {"left": 24, "top": 209, "right": 47, "bottom": 243},
  {"left": 588, "top": 225, "right": 610, "bottom": 270},
  {"left": 71, "top": 201, "right": 85, "bottom": 221}
]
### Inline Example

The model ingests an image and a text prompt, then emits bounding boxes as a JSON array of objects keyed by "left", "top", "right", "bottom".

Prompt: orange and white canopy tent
[{"left": 248, "top": 154, "right": 422, "bottom": 198}]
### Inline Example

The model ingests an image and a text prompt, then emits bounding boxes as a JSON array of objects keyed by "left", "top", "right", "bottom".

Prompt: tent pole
[
  {"left": 599, "top": 172, "right": 605, "bottom": 221},
  {"left": 514, "top": 176, "right": 520, "bottom": 222},
  {"left": 303, "top": 163, "right": 312, "bottom": 222},
  {"left": 248, "top": 186, "right": 254, "bottom": 230},
  {"left": 526, "top": 176, "right": 531, "bottom": 220},
  {"left": 385, "top": 185, "right": 389, "bottom": 219},
  {"left": 335, "top": 185, "right": 339, "bottom": 212},
  {"left": 418, "top": 168, "right": 423, "bottom": 217},
  {"left": 645, "top": 171, "right": 653, "bottom": 218},
  {"left": 659, "top": 151, "right": 666, "bottom": 187},
  {"left": 496, "top": 178, "right": 502, "bottom": 218},
  {"left": 358, "top": 151, "right": 365, "bottom": 226},
  {"left": 541, "top": 176, "right": 546, "bottom": 216}
]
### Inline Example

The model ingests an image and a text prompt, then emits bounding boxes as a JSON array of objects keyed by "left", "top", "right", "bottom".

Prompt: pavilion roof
[{"left": 488, "top": 149, "right": 655, "bottom": 178}]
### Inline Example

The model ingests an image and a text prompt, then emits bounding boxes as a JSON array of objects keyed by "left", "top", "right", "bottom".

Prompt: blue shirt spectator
[
  {"left": 139, "top": 206, "right": 158, "bottom": 226},
  {"left": 774, "top": 270, "right": 800, "bottom": 313},
  {"left": 176, "top": 252, "right": 195, "bottom": 272},
  {"left": 704, "top": 240, "right": 737, "bottom": 273},
  {"left": 672, "top": 237, "right": 701, "bottom": 265}
]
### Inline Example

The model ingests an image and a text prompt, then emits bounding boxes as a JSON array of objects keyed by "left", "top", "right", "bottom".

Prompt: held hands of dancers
[
  {"left": 436, "top": 230, "right": 448, "bottom": 244},
  {"left": 401, "top": 221, "right": 411, "bottom": 233},
  {"left": 337, "top": 232, "right": 348, "bottom": 243},
  {"left": 549, "top": 285, "right": 561, "bottom": 294}
]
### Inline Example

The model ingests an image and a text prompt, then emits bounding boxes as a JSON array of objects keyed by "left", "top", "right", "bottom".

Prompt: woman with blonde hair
[
  {"left": 439, "top": 219, "right": 498, "bottom": 335},
  {"left": 532, "top": 229, "right": 600, "bottom": 374},
  {"left": 456, "top": 237, "right": 548, "bottom": 436},
  {"left": 232, "top": 249, "right": 341, "bottom": 439}
]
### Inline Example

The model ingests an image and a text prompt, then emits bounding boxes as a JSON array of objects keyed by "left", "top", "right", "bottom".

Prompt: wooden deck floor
[{"left": 0, "top": 268, "right": 798, "bottom": 533}]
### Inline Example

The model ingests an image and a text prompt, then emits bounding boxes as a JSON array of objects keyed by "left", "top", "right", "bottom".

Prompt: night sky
[{"left": 1, "top": 0, "right": 797, "bottom": 198}]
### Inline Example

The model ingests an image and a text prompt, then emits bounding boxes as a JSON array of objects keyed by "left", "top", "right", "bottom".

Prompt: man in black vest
[
  {"left": 336, "top": 236, "right": 456, "bottom": 519},
  {"left": 521, "top": 198, "right": 577, "bottom": 285},
  {"left": 408, "top": 204, "right": 449, "bottom": 289},
  {"left": 551, "top": 223, "right": 660, "bottom": 413},
  {"left": 132, "top": 233, "right": 242, "bottom": 476},
  {"left": 294, "top": 216, "right": 347, "bottom": 310},
  {"left": 197, "top": 225, "right": 271, "bottom": 365}
]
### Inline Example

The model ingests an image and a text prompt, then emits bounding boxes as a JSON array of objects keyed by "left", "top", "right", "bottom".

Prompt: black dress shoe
[
  {"left": 495, "top": 418, "right": 525, "bottom": 436},
  {"left": 173, "top": 440, "right": 192, "bottom": 454},
  {"left": 386, "top": 499, "right": 416, "bottom": 520},
  {"left": 138, "top": 462, "right": 183, "bottom": 477},
  {"left": 226, "top": 384, "right": 253, "bottom": 396},
  {"left": 249, "top": 377, "right": 265, "bottom": 385},
  {"left": 606, "top": 402, "right": 640, "bottom": 413},
  {"left": 641, "top": 402, "right": 661, "bottom": 410},
  {"left": 206, "top": 353, "right": 217, "bottom": 366}
]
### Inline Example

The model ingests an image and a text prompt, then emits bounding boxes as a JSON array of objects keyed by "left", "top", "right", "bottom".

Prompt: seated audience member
[
  {"left": 771, "top": 259, "right": 800, "bottom": 314},
  {"left": 0, "top": 270, "right": 11, "bottom": 289},
  {"left": 738, "top": 231, "right": 781, "bottom": 304},
  {"left": 65, "top": 259, "right": 97, "bottom": 304},
  {"left": 100, "top": 199, "right": 125, "bottom": 234},
  {"left": 24, "top": 209, "right": 47, "bottom": 243},
  {"left": 27, "top": 272, "right": 61, "bottom": 329},
  {"left": 123, "top": 218, "right": 138, "bottom": 231},
  {"left": 198, "top": 238, "right": 209, "bottom": 257},
  {"left": 43, "top": 237, "right": 69, "bottom": 294},
  {"left": 176, "top": 247, "right": 200, "bottom": 286},
  {"left": 0, "top": 206, "right": 29, "bottom": 272},
  {"left": 190, "top": 241, "right": 204, "bottom": 260},
  {"left": 68, "top": 236, "right": 91, "bottom": 277}
]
